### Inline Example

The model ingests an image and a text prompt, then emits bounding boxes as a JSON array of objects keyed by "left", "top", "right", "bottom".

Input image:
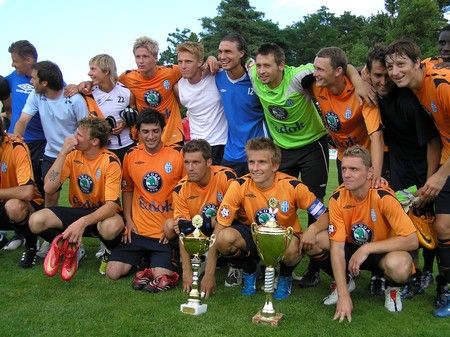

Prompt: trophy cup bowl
[
  {"left": 179, "top": 215, "right": 215, "bottom": 315},
  {"left": 251, "top": 220, "right": 293, "bottom": 326}
]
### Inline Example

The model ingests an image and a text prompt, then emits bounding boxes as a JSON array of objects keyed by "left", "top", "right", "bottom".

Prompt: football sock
[
  {"left": 10, "top": 217, "right": 37, "bottom": 249},
  {"left": 423, "top": 247, "right": 436, "bottom": 272},
  {"left": 437, "top": 238, "right": 450, "bottom": 283}
]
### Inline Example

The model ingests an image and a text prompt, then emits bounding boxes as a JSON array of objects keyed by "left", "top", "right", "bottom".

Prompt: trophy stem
[{"left": 180, "top": 254, "right": 207, "bottom": 315}]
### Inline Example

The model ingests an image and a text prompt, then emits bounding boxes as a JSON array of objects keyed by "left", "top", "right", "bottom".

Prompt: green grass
[{"left": 0, "top": 161, "right": 449, "bottom": 337}]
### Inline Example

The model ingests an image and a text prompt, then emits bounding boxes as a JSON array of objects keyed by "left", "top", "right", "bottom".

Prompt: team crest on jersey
[
  {"left": 144, "top": 89, "right": 162, "bottom": 108},
  {"left": 430, "top": 101, "right": 438, "bottom": 113},
  {"left": 164, "top": 162, "right": 173, "bottom": 174},
  {"left": 95, "top": 168, "right": 101, "bottom": 180},
  {"left": 255, "top": 208, "right": 276, "bottom": 225},
  {"left": 219, "top": 206, "right": 230, "bottom": 218},
  {"left": 202, "top": 203, "right": 217, "bottom": 218},
  {"left": 344, "top": 107, "right": 352, "bottom": 119},
  {"left": 78, "top": 174, "right": 94, "bottom": 194},
  {"left": 328, "top": 224, "right": 336, "bottom": 236},
  {"left": 370, "top": 208, "right": 377, "bottom": 222},
  {"left": 286, "top": 99, "right": 294, "bottom": 107},
  {"left": 280, "top": 201, "right": 289, "bottom": 213},
  {"left": 1, "top": 162, "right": 7, "bottom": 173},
  {"left": 143, "top": 172, "right": 162, "bottom": 193},
  {"left": 351, "top": 223, "right": 373, "bottom": 245},
  {"left": 268, "top": 105, "right": 288, "bottom": 120},
  {"left": 324, "top": 111, "right": 341, "bottom": 132},
  {"left": 163, "top": 80, "right": 170, "bottom": 90},
  {"left": 217, "top": 192, "right": 223, "bottom": 203}
]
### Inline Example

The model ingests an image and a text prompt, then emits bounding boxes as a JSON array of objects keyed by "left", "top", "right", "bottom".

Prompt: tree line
[{"left": 159, "top": 0, "right": 450, "bottom": 66}]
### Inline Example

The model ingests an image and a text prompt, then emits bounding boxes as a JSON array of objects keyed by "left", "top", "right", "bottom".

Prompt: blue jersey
[
  {"left": 5, "top": 70, "right": 45, "bottom": 142},
  {"left": 215, "top": 69, "right": 267, "bottom": 162}
]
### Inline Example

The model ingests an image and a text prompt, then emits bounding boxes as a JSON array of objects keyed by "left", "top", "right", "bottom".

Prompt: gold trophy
[
  {"left": 179, "top": 214, "right": 216, "bottom": 315},
  {"left": 251, "top": 198, "right": 293, "bottom": 326}
]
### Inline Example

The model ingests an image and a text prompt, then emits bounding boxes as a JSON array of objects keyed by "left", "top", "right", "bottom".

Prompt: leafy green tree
[{"left": 159, "top": 28, "right": 199, "bottom": 65}]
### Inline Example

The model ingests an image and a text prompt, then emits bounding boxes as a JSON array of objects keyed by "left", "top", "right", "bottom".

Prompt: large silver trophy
[
  {"left": 179, "top": 215, "right": 215, "bottom": 315},
  {"left": 251, "top": 198, "right": 293, "bottom": 326}
]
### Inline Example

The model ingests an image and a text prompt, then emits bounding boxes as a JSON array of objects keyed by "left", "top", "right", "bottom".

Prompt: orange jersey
[
  {"left": 173, "top": 166, "right": 236, "bottom": 220},
  {"left": 312, "top": 78, "right": 382, "bottom": 159},
  {"left": 328, "top": 185, "right": 416, "bottom": 244},
  {"left": 118, "top": 66, "right": 183, "bottom": 146},
  {"left": 216, "top": 172, "right": 326, "bottom": 233},
  {"left": 0, "top": 135, "right": 43, "bottom": 205},
  {"left": 61, "top": 149, "right": 122, "bottom": 209},
  {"left": 122, "top": 143, "right": 184, "bottom": 238},
  {"left": 414, "top": 63, "right": 450, "bottom": 164}
]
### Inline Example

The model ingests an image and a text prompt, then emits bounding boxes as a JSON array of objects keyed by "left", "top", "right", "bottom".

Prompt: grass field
[{"left": 1, "top": 161, "right": 449, "bottom": 337}]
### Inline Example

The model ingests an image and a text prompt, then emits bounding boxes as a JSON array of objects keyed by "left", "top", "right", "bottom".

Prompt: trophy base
[
  {"left": 252, "top": 311, "right": 284, "bottom": 327},
  {"left": 180, "top": 302, "right": 208, "bottom": 316}
]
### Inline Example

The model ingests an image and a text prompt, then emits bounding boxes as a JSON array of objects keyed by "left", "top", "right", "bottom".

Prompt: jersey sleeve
[
  {"left": 13, "top": 143, "right": 34, "bottom": 186},
  {"left": 361, "top": 103, "right": 383, "bottom": 135},
  {"left": 380, "top": 193, "right": 416, "bottom": 237},
  {"left": 216, "top": 180, "right": 242, "bottom": 226},
  {"left": 121, "top": 152, "right": 134, "bottom": 192},
  {"left": 22, "top": 90, "right": 39, "bottom": 117},
  {"left": 71, "top": 94, "right": 89, "bottom": 120},
  {"left": 105, "top": 156, "right": 122, "bottom": 202},
  {"left": 328, "top": 192, "right": 347, "bottom": 242},
  {"left": 294, "top": 180, "right": 326, "bottom": 219},
  {"left": 60, "top": 151, "right": 74, "bottom": 183}
]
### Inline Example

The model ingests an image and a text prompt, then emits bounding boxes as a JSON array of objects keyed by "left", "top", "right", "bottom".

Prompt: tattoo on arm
[{"left": 48, "top": 170, "right": 60, "bottom": 182}]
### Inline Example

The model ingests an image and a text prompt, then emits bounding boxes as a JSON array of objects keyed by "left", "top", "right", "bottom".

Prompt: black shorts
[
  {"left": 41, "top": 155, "right": 56, "bottom": 183},
  {"left": 211, "top": 145, "right": 225, "bottom": 166},
  {"left": 109, "top": 232, "right": 173, "bottom": 270},
  {"left": 435, "top": 176, "right": 450, "bottom": 214},
  {"left": 26, "top": 140, "right": 46, "bottom": 195},
  {"left": 110, "top": 142, "right": 136, "bottom": 164},
  {"left": 49, "top": 207, "right": 100, "bottom": 237},
  {"left": 0, "top": 201, "right": 43, "bottom": 230},
  {"left": 344, "top": 242, "right": 384, "bottom": 275},
  {"left": 221, "top": 159, "right": 248, "bottom": 177},
  {"left": 279, "top": 135, "right": 328, "bottom": 199},
  {"left": 388, "top": 153, "right": 427, "bottom": 191},
  {"left": 230, "top": 221, "right": 258, "bottom": 257}
]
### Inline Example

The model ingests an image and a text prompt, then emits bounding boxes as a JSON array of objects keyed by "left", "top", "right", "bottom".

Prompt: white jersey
[
  {"left": 91, "top": 82, "right": 134, "bottom": 150},
  {"left": 178, "top": 74, "right": 227, "bottom": 146}
]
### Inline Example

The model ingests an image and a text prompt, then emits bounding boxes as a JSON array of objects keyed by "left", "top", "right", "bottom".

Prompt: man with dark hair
[
  {"left": 2, "top": 40, "right": 46, "bottom": 251},
  {"left": 14, "top": 61, "right": 88, "bottom": 207},
  {"left": 163, "top": 139, "right": 237, "bottom": 292},
  {"left": 385, "top": 39, "right": 450, "bottom": 318},
  {"left": 328, "top": 145, "right": 418, "bottom": 321},
  {"left": 0, "top": 117, "right": 43, "bottom": 267},
  {"left": 29, "top": 117, "right": 124, "bottom": 281},
  {"left": 106, "top": 109, "right": 184, "bottom": 293}
]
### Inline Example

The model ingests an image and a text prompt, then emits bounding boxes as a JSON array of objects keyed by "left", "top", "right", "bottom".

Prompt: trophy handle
[
  {"left": 209, "top": 233, "right": 216, "bottom": 247},
  {"left": 251, "top": 222, "right": 258, "bottom": 238},
  {"left": 285, "top": 226, "right": 293, "bottom": 246},
  {"left": 179, "top": 232, "right": 185, "bottom": 247}
]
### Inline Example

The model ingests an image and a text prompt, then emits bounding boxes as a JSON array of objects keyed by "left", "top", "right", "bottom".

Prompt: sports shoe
[
  {"left": 44, "top": 234, "right": 66, "bottom": 277},
  {"left": 433, "top": 291, "right": 450, "bottom": 318},
  {"left": 225, "top": 266, "right": 242, "bottom": 287},
  {"left": 241, "top": 271, "right": 258, "bottom": 296},
  {"left": 60, "top": 241, "right": 80, "bottom": 281},
  {"left": 400, "top": 273, "right": 423, "bottom": 299},
  {"left": 77, "top": 243, "right": 86, "bottom": 263},
  {"left": 0, "top": 233, "right": 8, "bottom": 250},
  {"left": 144, "top": 272, "right": 179, "bottom": 292},
  {"left": 99, "top": 251, "right": 110, "bottom": 275},
  {"left": 323, "top": 277, "right": 356, "bottom": 305},
  {"left": 435, "top": 276, "right": 449, "bottom": 308},
  {"left": 297, "top": 268, "right": 320, "bottom": 288},
  {"left": 4, "top": 233, "right": 25, "bottom": 251},
  {"left": 421, "top": 270, "right": 434, "bottom": 290},
  {"left": 18, "top": 247, "right": 37, "bottom": 268},
  {"left": 385, "top": 287, "right": 402, "bottom": 312},
  {"left": 36, "top": 240, "right": 51, "bottom": 258},
  {"left": 95, "top": 243, "right": 107, "bottom": 259},
  {"left": 274, "top": 276, "right": 292, "bottom": 300},
  {"left": 132, "top": 268, "right": 154, "bottom": 290},
  {"left": 369, "top": 275, "right": 386, "bottom": 296}
]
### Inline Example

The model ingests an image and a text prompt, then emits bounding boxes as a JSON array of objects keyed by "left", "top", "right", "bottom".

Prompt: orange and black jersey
[
  {"left": 173, "top": 166, "right": 236, "bottom": 220},
  {"left": 61, "top": 149, "right": 121, "bottom": 209},
  {"left": 328, "top": 185, "right": 416, "bottom": 245},
  {"left": 312, "top": 77, "right": 382, "bottom": 159},
  {"left": 414, "top": 63, "right": 450, "bottom": 164},
  {"left": 122, "top": 143, "right": 184, "bottom": 239},
  {"left": 0, "top": 135, "right": 43, "bottom": 205},
  {"left": 118, "top": 66, "right": 183, "bottom": 146},
  {"left": 216, "top": 171, "right": 327, "bottom": 233}
]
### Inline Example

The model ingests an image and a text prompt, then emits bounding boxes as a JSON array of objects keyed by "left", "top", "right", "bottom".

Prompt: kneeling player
[{"left": 328, "top": 145, "right": 418, "bottom": 322}]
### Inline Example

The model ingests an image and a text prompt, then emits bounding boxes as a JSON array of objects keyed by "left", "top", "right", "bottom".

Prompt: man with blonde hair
[{"left": 174, "top": 41, "right": 227, "bottom": 164}]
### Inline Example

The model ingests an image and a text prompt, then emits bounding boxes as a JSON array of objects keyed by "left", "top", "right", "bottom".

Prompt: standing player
[
  {"left": 312, "top": 47, "right": 384, "bottom": 185},
  {"left": 106, "top": 109, "right": 184, "bottom": 292},
  {"left": 175, "top": 42, "right": 227, "bottom": 164},
  {"left": 328, "top": 145, "right": 418, "bottom": 322},
  {"left": 201, "top": 137, "right": 330, "bottom": 300},
  {"left": 28, "top": 118, "right": 124, "bottom": 279},
  {"left": 163, "top": 139, "right": 237, "bottom": 292},
  {"left": 385, "top": 39, "right": 450, "bottom": 318}
]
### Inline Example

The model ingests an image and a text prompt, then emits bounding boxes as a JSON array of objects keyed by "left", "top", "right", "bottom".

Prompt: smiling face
[
  {"left": 88, "top": 62, "right": 109, "bottom": 87},
  {"left": 255, "top": 53, "right": 284, "bottom": 88},
  {"left": 385, "top": 53, "right": 421, "bottom": 89},
  {"left": 313, "top": 56, "right": 337, "bottom": 87},
  {"left": 369, "top": 60, "right": 394, "bottom": 97},
  {"left": 139, "top": 123, "right": 163, "bottom": 153},
  {"left": 11, "top": 52, "right": 33, "bottom": 76},
  {"left": 247, "top": 149, "right": 279, "bottom": 189},
  {"left": 218, "top": 40, "right": 244, "bottom": 72}
]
